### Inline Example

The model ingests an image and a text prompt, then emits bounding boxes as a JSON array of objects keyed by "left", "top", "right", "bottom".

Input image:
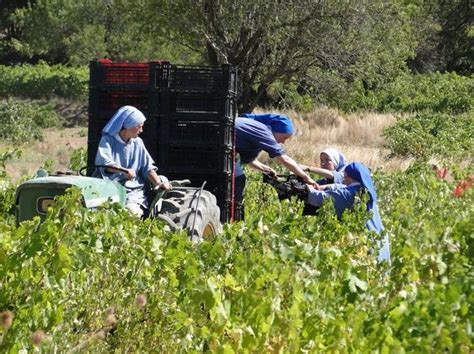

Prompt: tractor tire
[{"left": 151, "top": 187, "right": 222, "bottom": 243}]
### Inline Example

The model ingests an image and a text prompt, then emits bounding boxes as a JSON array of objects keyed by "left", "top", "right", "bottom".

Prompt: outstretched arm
[
  {"left": 299, "top": 164, "right": 334, "bottom": 179},
  {"left": 274, "top": 155, "right": 316, "bottom": 185}
]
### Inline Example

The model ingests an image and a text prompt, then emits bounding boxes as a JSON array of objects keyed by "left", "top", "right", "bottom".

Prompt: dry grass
[
  {"left": 1, "top": 127, "right": 87, "bottom": 181},
  {"left": 255, "top": 107, "right": 409, "bottom": 171},
  {"left": 2, "top": 108, "right": 410, "bottom": 182}
]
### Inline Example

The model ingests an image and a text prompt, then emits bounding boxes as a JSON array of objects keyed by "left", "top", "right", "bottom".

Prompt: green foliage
[
  {"left": 68, "top": 148, "right": 87, "bottom": 173},
  {"left": 9, "top": 0, "right": 201, "bottom": 66},
  {"left": 1, "top": 0, "right": 471, "bottom": 113},
  {"left": 0, "top": 99, "right": 62, "bottom": 143},
  {"left": 0, "top": 149, "right": 21, "bottom": 179},
  {"left": 0, "top": 63, "right": 88, "bottom": 99},
  {"left": 131, "top": 0, "right": 416, "bottom": 112},
  {"left": 383, "top": 111, "right": 474, "bottom": 159},
  {"left": 404, "top": 0, "right": 473, "bottom": 74},
  {"left": 0, "top": 164, "right": 472, "bottom": 351},
  {"left": 0, "top": 149, "right": 21, "bottom": 220},
  {"left": 335, "top": 72, "right": 474, "bottom": 113},
  {"left": 267, "top": 81, "right": 315, "bottom": 113}
]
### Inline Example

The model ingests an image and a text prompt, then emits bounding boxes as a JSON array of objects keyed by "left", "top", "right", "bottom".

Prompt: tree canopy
[{"left": 0, "top": 0, "right": 471, "bottom": 111}]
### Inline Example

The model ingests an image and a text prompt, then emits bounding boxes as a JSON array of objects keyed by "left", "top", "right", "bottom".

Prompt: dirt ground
[{"left": 2, "top": 127, "right": 88, "bottom": 182}]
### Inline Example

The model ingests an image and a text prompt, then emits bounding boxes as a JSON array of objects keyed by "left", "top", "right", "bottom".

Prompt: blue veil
[
  {"left": 344, "top": 162, "right": 390, "bottom": 263},
  {"left": 102, "top": 106, "right": 146, "bottom": 136},
  {"left": 344, "top": 162, "right": 377, "bottom": 210},
  {"left": 240, "top": 113, "right": 294, "bottom": 134}
]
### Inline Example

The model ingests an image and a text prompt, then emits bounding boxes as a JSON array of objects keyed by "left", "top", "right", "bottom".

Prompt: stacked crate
[
  {"left": 155, "top": 64, "right": 237, "bottom": 222},
  {"left": 88, "top": 60, "right": 237, "bottom": 222}
]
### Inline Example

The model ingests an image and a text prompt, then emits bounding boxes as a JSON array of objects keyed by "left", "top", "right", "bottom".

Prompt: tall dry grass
[
  {"left": 255, "top": 108, "right": 413, "bottom": 171},
  {"left": 3, "top": 108, "right": 411, "bottom": 182}
]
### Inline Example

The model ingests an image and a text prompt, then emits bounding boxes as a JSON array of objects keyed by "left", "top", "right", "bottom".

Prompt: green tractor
[
  {"left": 15, "top": 60, "right": 236, "bottom": 241},
  {"left": 15, "top": 174, "right": 222, "bottom": 242}
]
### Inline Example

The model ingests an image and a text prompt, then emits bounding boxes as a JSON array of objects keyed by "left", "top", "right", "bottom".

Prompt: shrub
[
  {"left": 0, "top": 62, "right": 88, "bottom": 100},
  {"left": 0, "top": 149, "right": 21, "bottom": 218},
  {"left": 0, "top": 99, "right": 62, "bottom": 143},
  {"left": 333, "top": 72, "right": 474, "bottom": 113},
  {"left": 383, "top": 111, "right": 474, "bottom": 159},
  {"left": 0, "top": 165, "right": 472, "bottom": 352},
  {"left": 68, "top": 147, "right": 87, "bottom": 172}
]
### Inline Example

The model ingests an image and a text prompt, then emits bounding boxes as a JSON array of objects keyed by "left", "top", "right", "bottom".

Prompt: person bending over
[{"left": 235, "top": 113, "right": 316, "bottom": 219}]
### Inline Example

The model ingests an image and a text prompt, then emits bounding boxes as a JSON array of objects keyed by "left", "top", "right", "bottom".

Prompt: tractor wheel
[{"left": 151, "top": 187, "right": 222, "bottom": 243}]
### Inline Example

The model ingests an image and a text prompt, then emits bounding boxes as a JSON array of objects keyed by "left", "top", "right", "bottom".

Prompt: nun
[
  {"left": 235, "top": 113, "right": 316, "bottom": 219},
  {"left": 300, "top": 148, "right": 347, "bottom": 185},
  {"left": 306, "top": 162, "right": 391, "bottom": 264},
  {"left": 94, "top": 105, "right": 171, "bottom": 217}
]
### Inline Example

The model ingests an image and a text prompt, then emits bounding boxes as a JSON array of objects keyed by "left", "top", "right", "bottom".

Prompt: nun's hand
[
  {"left": 303, "top": 175, "right": 317, "bottom": 186},
  {"left": 125, "top": 169, "right": 136, "bottom": 180},
  {"left": 299, "top": 164, "right": 310, "bottom": 172},
  {"left": 154, "top": 179, "right": 172, "bottom": 191},
  {"left": 306, "top": 183, "right": 321, "bottom": 192},
  {"left": 264, "top": 166, "right": 277, "bottom": 177}
]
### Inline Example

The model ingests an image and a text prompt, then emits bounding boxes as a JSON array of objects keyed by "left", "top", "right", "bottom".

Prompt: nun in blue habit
[
  {"left": 94, "top": 105, "right": 171, "bottom": 217},
  {"left": 234, "top": 113, "right": 316, "bottom": 219},
  {"left": 306, "top": 162, "right": 391, "bottom": 264}
]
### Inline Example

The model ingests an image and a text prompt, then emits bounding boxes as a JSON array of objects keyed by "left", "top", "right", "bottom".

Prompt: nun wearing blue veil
[
  {"left": 300, "top": 148, "right": 347, "bottom": 185},
  {"left": 94, "top": 105, "right": 171, "bottom": 217},
  {"left": 234, "top": 113, "right": 316, "bottom": 219},
  {"left": 306, "top": 162, "right": 391, "bottom": 264}
]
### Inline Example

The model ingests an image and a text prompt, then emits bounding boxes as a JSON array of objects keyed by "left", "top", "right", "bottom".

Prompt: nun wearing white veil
[
  {"left": 95, "top": 105, "right": 171, "bottom": 217},
  {"left": 300, "top": 148, "right": 347, "bottom": 185}
]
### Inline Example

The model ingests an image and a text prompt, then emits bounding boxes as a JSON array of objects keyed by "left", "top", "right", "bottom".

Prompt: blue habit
[
  {"left": 235, "top": 117, "right": 286, "bottom": 176},
  {"left": 307, "top": 162, "right": 391, "bottom": 264}
]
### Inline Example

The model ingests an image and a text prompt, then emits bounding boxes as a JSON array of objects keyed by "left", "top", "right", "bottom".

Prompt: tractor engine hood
[{"left": 15, "top": 176, "right": 126, "bottom": 223}]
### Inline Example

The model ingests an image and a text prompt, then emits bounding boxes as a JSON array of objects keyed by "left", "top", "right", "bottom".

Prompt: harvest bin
[{"left": 88, "top": 60, "right": 237, "bottom": 222}]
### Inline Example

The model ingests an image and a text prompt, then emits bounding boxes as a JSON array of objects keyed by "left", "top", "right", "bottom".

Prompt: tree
[
  {"left": 0, "top": 0, "right": 30, "bottom": 64},
  {"left": 9, "top": 0, "right": 201, "bottom": 65},
  {"left": 9, "top": 0, "right": 421, "bottom": 112},
  {"left": 152, "top": 0, "right": 416, "bottom": 112},
  {"left": 405, "top": 0, "right": 473, "bottom": 74}
]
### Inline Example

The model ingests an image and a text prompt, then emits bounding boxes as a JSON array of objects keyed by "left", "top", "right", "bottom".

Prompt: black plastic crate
[
  {"left": 87, "top": 113, "right": 159, "bottom": 138},
  {"left": 164, "top": 172, "right": 233, "bottom": 203},
  {"left": 160, "top": 92, "right": 235, "bottom": 116},
  {"left": 156, "top": 145, "right": 233, "bottom": 174},
  {"left": 88, "top": 88, "right": 156, "bottom": 117},
  {"left": 219, "top": 200, "right": 235, "bottom": 223},
  {"left": 156, "top": 113, "right": 234, "bottom": 146},
  {"left": 155, "top": 64, "right": 237, "bottom": 94},
  {"left": 164, "top": 171, "right": 229, "bottom": 188}
]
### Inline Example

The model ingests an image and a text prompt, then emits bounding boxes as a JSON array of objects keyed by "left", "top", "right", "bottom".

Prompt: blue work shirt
[{"left": 235, "top": 117, "right": 285, "bottom": 176}]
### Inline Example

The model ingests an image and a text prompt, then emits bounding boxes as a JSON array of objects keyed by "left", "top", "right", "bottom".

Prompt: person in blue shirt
[
  {"left": 235, "top": 113, "right": 316, "bottom": 219},
  {"left": 306, "top": 162, "right": 391, "bottom": 263},
  {"left": 94, "top": 105, "right": 172, "bottom": 217},
  {"left": 300, "top": 148, "right": 347, "bottom": 185}
]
